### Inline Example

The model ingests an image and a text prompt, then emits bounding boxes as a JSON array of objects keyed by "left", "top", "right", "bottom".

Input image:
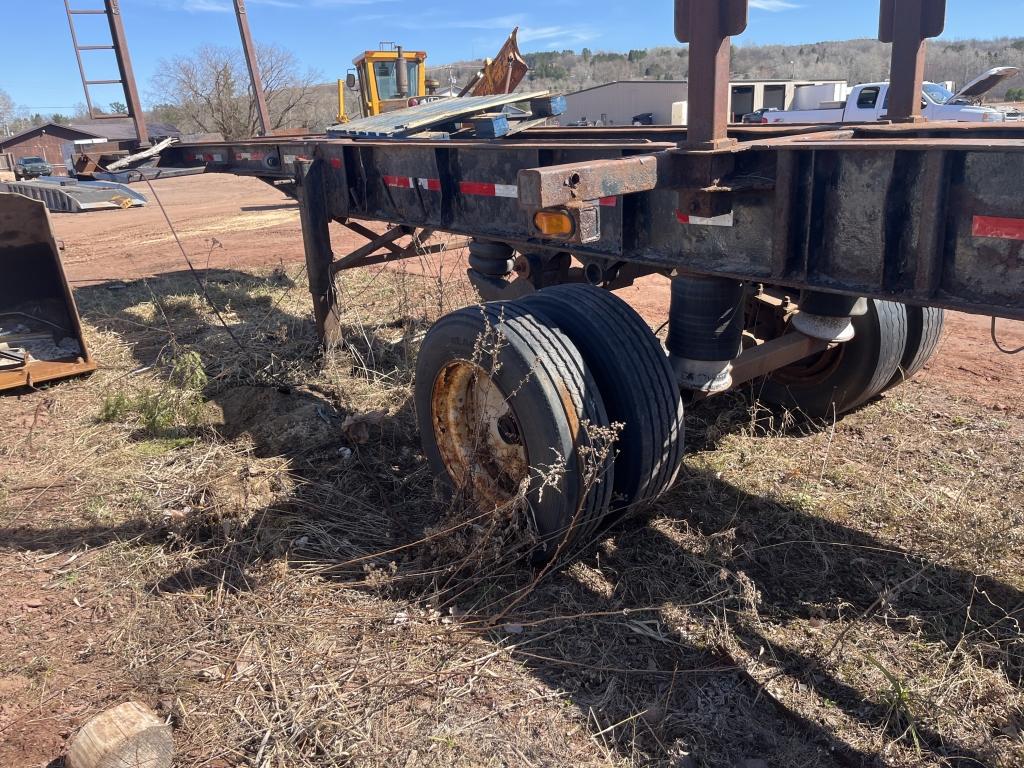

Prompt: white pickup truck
[{"left": 768, "top": 66, "right": 1020, "bottom": 124}]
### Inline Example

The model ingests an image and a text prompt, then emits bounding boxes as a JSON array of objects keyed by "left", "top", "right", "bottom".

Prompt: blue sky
[{"left": 3, "top": 0, "right": 1020, "bottom": 113}]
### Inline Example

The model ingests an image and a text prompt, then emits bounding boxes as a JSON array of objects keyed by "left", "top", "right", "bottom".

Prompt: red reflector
[
  {"left": 973, "top": 215, "right": 1024, "bottom": 241},
  {"left": 460, "top": 181, "right": 495, "bottom": 196},
  {"left": 330, "top": 157, "right": 342, "bottom": 169}
]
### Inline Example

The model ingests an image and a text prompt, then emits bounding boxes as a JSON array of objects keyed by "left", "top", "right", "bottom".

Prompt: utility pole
[{"left": 233, "top": 0, "right": 271, "bottom": 137}]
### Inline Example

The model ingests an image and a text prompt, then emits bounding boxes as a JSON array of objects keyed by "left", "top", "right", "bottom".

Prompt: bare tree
[
  {"left": 151, "top": 43, "right": 321, "bottom": 140},
  {"left": 0, "top": 88, "right": 15, "bottom": 136}
]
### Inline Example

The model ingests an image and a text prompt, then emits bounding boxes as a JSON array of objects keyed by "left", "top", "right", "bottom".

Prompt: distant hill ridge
[{"left": 428, "top": 38, "right": 1024, "bottom": 101}]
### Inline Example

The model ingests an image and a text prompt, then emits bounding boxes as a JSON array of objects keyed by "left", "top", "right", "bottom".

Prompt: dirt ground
[{"left": 1, "top": 174, "right": 1022, "bottom": 768}]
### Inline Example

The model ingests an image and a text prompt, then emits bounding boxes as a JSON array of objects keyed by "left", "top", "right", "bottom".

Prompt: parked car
[
  {"left": 14, "top": 156, "right": 53, "bottom": 181},
  {"left": 741, "top": 107, "right": 780, "bottom": 124}
]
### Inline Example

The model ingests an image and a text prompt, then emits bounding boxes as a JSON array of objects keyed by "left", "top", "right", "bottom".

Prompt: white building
[{"left": 560, "top": 78, "right": 848, "bottom": 126}]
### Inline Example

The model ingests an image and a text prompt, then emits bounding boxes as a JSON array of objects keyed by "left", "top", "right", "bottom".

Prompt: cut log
[{"left": 66, "top": 701, "right": 173, "bottom": 768}]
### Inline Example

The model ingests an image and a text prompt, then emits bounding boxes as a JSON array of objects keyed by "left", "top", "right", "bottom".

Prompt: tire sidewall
[
  {"left": 760, "top": 300, "right": 906, "bottom": 418},
  {"left": 415, "top": 308, "right": 587, "bottom": 542}
]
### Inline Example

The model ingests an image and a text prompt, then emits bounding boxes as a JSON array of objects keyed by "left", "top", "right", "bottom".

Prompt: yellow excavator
[{"left": 337, "top": 29, "right": 529, "bottom": 122}]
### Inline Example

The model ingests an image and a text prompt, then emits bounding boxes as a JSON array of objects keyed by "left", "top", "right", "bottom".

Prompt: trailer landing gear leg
[{"left": 296, "top": 160, "right": 342, "bottom": 347}]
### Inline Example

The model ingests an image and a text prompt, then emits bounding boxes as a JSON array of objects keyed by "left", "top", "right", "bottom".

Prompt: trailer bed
[{"left": 157, "top": 120, "right": 1024, "bottom": 322}]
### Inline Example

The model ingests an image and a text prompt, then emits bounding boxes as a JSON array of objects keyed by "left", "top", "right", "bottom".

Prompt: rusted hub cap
[
  {"left": 773, "top": 344, "right": 845, "bottom": 387},
  {"left": 431, "top": 360, "right": 528, "bottom": 508}
]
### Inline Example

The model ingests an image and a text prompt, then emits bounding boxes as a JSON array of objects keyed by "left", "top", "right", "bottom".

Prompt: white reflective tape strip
[
  {"left": 493, "top": 184, "right": 518, "bottom": 198},
  {"left": 677, "top": 211, "right": 734, "bottom": 227}
]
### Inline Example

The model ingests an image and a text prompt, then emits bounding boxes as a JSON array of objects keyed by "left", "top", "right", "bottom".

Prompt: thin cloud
[
  {"left": 182, "top": 0, "right": 230, "bottom": 12},
  {"left": 179, "top": 0, "right": 388, "bottom": 10},
  {"left": 519, "top": 24, "right": 598, "bottom": 46},
  {"left": 750, "top": 0, "right": 801, "bottom": 10}
]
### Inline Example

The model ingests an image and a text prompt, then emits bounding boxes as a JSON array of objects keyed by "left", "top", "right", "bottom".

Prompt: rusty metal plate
[
  {"left": 675, "top": 0, "right": 748, "bottom": 41},
  {"left": 879, "top": 0, "right": 946, "bottom": 42}
]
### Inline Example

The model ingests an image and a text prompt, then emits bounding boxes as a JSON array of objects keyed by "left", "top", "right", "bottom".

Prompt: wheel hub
[{"left": 431, "top": 360, "right": 528, "bottom": 508}]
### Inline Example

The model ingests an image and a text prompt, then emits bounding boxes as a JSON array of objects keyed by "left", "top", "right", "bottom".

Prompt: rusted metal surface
[
  {"left": 467, "top": 28, "right": 529, "bottom": 96},
  {"left": 295, "top": 162, "right": 342, "bottom": 346},
  {"left": 518, "top": 153, "right": 668, "bottom": 208},
  {"left": 64, "top": 1, "right": 149, "bottom": 147},
  {"left": 717, "top": 333, "right": 834, "bottom": 390},
  {"left": 233, "top": 0, "right": 271, "bottom": 137},
  {"left": 431, "top": 360, "right": 528, "bottom": 508},
  {"left": 879, "top": 0, "right": 946, "bottom": 123},
  {"left": 0, "top": 193, "right": 96, "bottom": 392},
  {"left": 156, "top": 0, "right": 1024, "bottom": 338},
  {"left": 675, "top": 0, "right": 747, "bottom": 149}
]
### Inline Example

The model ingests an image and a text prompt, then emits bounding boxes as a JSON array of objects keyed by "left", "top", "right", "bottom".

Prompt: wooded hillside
[{"left": 431, "top": 37, "right": 1024, "bottom": 101}]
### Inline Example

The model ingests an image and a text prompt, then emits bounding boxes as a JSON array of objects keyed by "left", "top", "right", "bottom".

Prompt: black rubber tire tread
[
  {"left": 519, "top": 285, "right": 686, "bottom": 510},
  {"left": 503, "top": 302, "right": 614, "bottom": 544},
  {"left": 759, "top": 299, "right": 908, "bottom": 418},
  {"left": 415, "top": 303, "right": 613, "bottom": 558},
  {"left": 885, "top": 306, "right": 945, "bottom": 390}
]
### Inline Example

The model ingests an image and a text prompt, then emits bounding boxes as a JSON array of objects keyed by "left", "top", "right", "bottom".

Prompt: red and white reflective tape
[
  {"left": 190, "top": 152, "right": 224, "bottom": 163},
  {"left": 381, "top": 177, "right": 619, "bottom": 207},
  {"left": 973, "top": 215, "right": 1024, "bottom": 241},
  {"left": 382, "top": 175, "right": 441, "bottom": 191},
  {"left": 676, "top": 211, "right": 735, "bottom": 227},
  {"left": 235, "top": 151, "right": 265, "bottom": 161},
  {"left": 459, "top": 181, "right": 518, "bottom": 198}
]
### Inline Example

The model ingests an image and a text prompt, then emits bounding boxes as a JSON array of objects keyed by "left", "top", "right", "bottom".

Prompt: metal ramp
[{"left": 0, "top": 177, "right": 147, "bottom": 213}]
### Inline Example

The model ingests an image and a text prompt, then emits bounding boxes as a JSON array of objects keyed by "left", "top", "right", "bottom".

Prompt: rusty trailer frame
[{"left": 154, "top": 0, "right": 1024, "bottom": 345}]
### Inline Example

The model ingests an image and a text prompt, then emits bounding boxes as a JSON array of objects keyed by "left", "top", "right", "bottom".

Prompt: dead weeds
[{"left": 1, "top": 255, "right": 1022, "bottom": 768}]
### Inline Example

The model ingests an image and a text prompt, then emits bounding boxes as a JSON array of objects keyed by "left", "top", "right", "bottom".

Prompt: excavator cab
[
  {"left": 335, "top": 31, "right": 528, "bottom": 124},
  {"left": 339, "top": 44, "right": 429, "bottom": 121}
]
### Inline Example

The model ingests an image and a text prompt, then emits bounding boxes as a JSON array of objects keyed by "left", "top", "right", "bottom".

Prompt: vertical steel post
[
  {"left": 879, "top": 0, "right": 946, "bottom": 122},
  {"left": 105, "top": 1, "right": 149, "bottom": 147},
  {"left": 675, "top": 0, "right": 748, "bottom": 149},
  {"left": 233, "top": 0, "right": 271, "bottom": 137},
  {"left": 296, "top": 161, "right": 342, "bottom": 347},
  {"left": 64, "top": 0, "right": 149, "bottom": 147}
]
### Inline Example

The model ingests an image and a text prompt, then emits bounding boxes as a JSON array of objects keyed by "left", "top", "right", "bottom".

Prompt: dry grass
[{"left": 1, "top": 252, "right": 1022, "bottom": 768}]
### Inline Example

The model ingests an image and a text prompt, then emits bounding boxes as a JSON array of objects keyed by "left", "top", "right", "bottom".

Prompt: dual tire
[
  {"left": 757, "top": 300, "right": 945, "bottom": 419},
  {"left": 415, "top": 284, "right": 944, "bottom": 560},
  {"left": 415, "top": 285, "right": 685, "bottom": 560}
]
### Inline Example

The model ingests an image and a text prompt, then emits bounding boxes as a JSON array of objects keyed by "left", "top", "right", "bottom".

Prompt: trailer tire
[
  {"left": 885, "top": 306, "right": 945, "bottom": 390},
  {"left": 758, "top": 299, "right": 908, "bottom": 419},
  {"left": 518, "top": 285, "right": 685, "bottom": 512},
  {"left": 415, "top": 303, "right": 614, "bottom": 561}
]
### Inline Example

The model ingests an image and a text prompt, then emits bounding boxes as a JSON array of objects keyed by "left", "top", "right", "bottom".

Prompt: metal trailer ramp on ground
[
  {"left": 0, "top": 177, "right": 147, "bottom": 213},
  {"left": 0, "top": 192, "right": 96, "bottom": 391}
]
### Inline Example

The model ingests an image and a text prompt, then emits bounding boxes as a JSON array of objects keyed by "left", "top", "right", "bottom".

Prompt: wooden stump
[{"left": 66, "top": 701, "right": 173, "bottom": 768}]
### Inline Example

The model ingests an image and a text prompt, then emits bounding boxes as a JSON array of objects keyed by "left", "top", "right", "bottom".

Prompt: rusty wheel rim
[
  {"left": 773, "top": 342, "right": 846, "bottom": 387},
  {"left": 431, "top": 360, "right": 528, "bottom": 508}
]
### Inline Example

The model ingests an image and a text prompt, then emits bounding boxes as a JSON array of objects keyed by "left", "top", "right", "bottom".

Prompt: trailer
[{"left": 141, "top": 0, "right": 1022, "bottom": 560}]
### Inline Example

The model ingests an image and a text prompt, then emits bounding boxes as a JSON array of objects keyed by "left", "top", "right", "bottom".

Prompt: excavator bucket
[
  {"left": 466, "top": 28, "right": 530, "bottom": 96},
  {"left": 0, "top": 192, "right": 95, "bottom": 392}
]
